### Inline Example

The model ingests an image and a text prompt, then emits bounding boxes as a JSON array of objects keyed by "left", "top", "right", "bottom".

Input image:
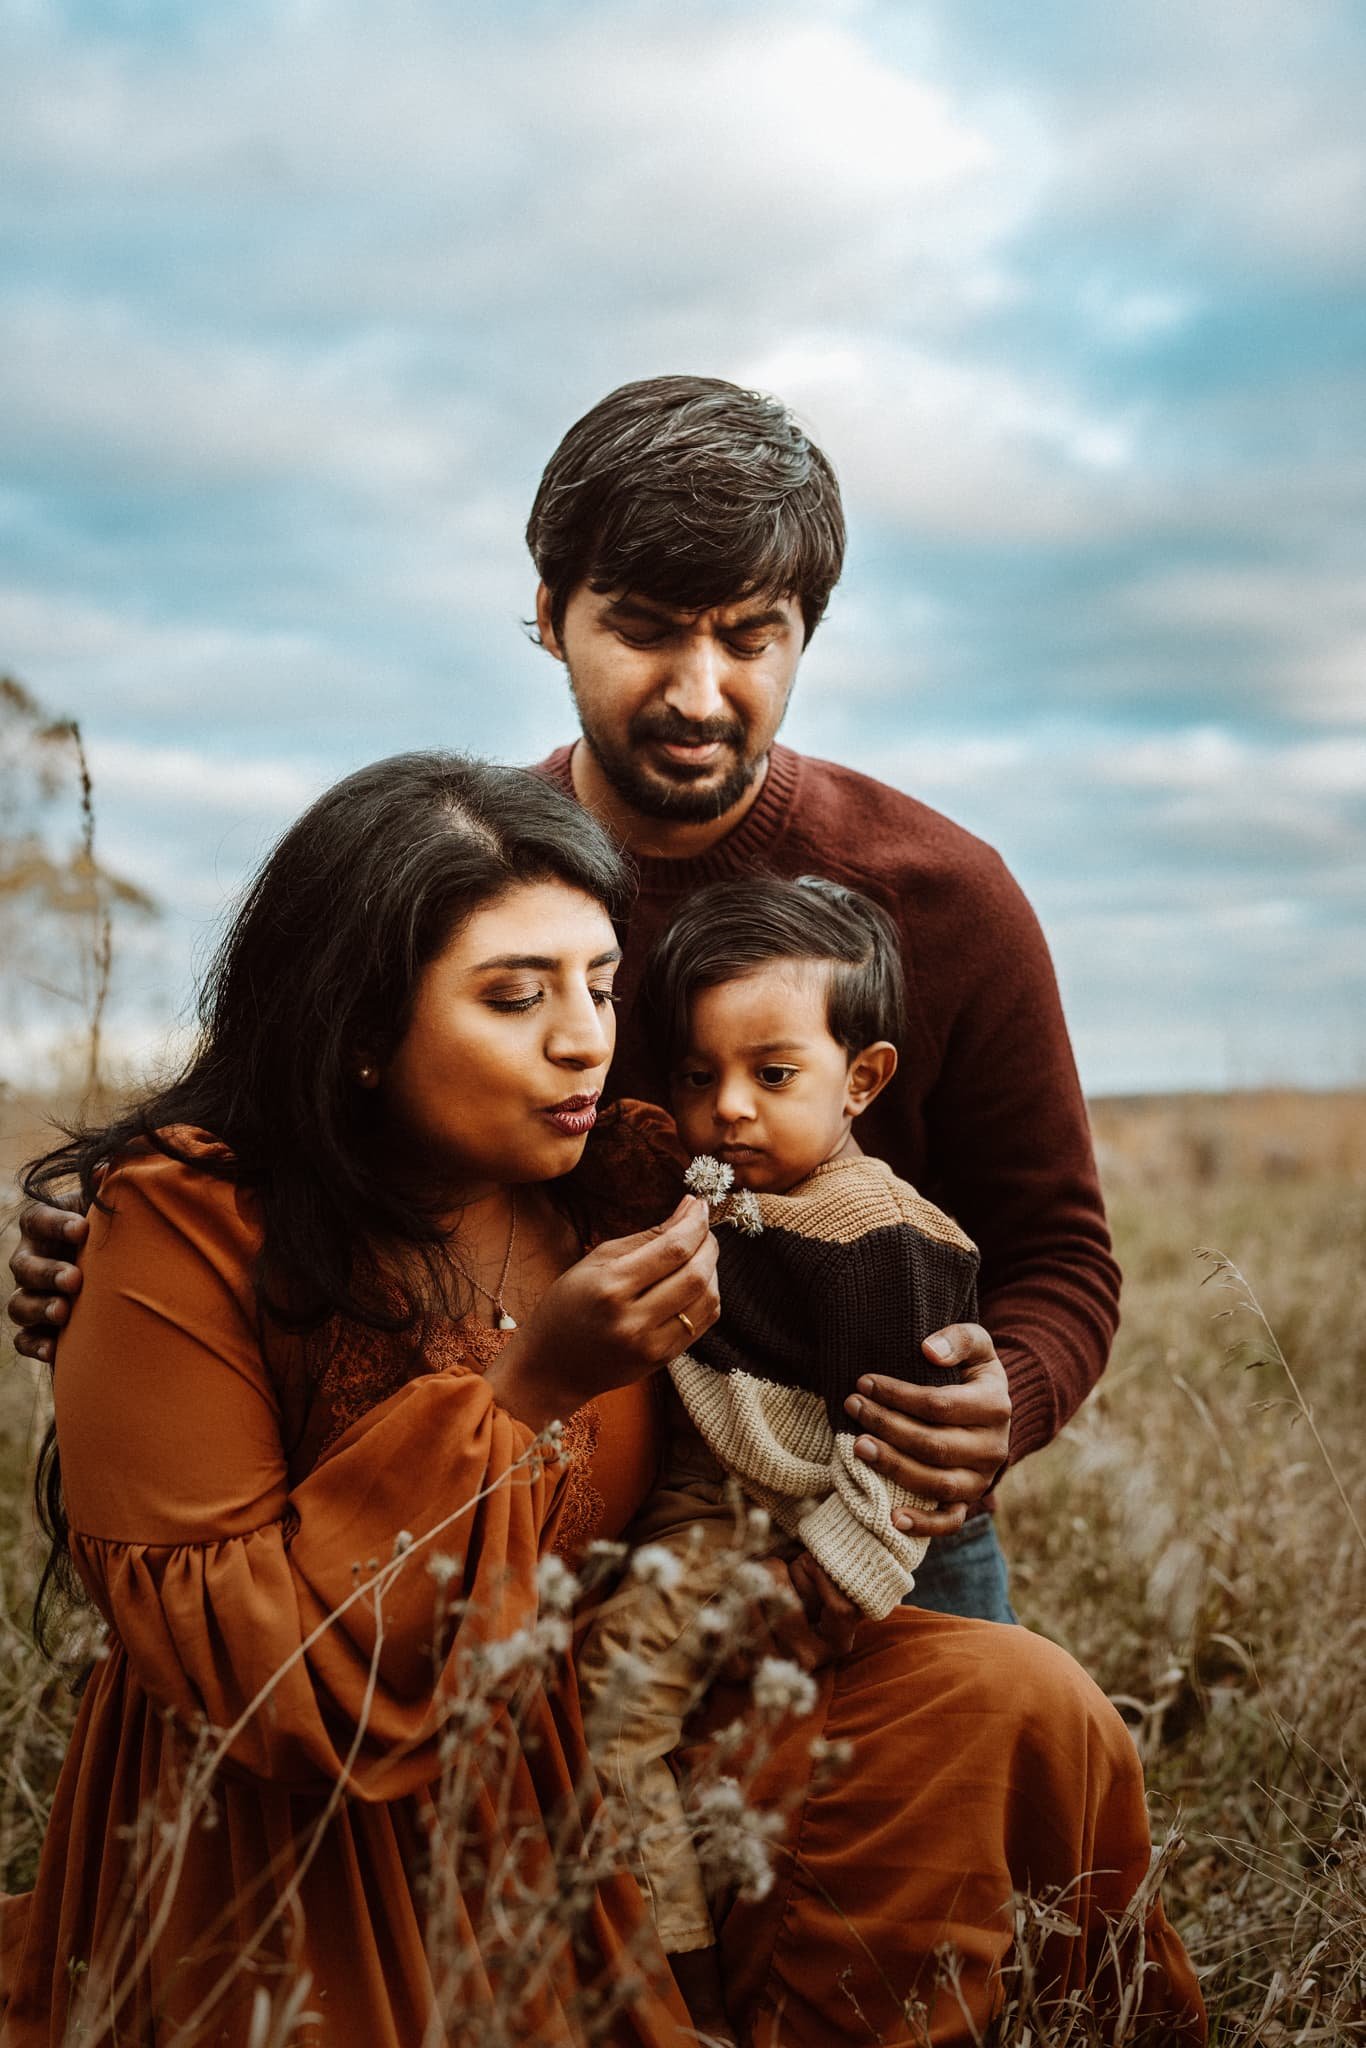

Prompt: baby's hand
[
  {"left": 787, "top": 1552, "right": 859, "bottom": 1659},
  {"left": 719, "top": 1554, "right": 857, "bottom": 1676}
]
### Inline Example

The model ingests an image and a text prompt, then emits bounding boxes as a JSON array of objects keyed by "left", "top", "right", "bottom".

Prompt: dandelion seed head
[
  {"left": 536, "top": 1554, "right": 581, "bottom": 1614},
  {"left": 392, "top": 1528, "right": 415, "bottom": 1557},
  {"left": 809, "top": 1735, "right": 855, "bottom": 1769},
  {"left": 734, "top": 1558, "right": 787, "bottom": 1605},
  {"left": 629, "top": 1543, "right": 685, "bottom": 1592},
  {"left": 481, "top": 1627, "right": 537, "bottom": 1683},
  {"left": 752, "top": 1656, "right": 819, "bottom": 1721},
  {"left": 689, "top": 1775, "right": 782, "bottom": 1903},
  {"left": 428, "top": 1552, "right": 462, "bottom": 1587},
  {"left": 685, "top": 1154, "right": 734, "bottom": 1204}
]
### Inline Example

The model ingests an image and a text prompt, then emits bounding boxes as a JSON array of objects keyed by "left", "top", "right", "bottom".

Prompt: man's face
[{"left": 537, "top": 582, "right": 805, "bottom": 823}]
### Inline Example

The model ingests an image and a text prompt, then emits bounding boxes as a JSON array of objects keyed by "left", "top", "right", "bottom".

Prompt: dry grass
[
  {"left": 1001, "top": 1089, "right": 1366, "bottom": 2041},
  {"left": 2, "top": 1087, "right": 1365, "bottom": 2041}
]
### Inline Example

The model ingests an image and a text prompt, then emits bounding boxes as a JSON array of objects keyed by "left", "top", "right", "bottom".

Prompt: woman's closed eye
[
  {"left": 486, "top": 987, "right": 543, "bottom": 1013},
  {"left": 486, "top": 983, "right": 618, "bottom": 1014}
]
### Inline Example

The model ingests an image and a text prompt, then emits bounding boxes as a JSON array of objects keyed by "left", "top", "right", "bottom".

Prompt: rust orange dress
[{"left": 0, "top": 1126, "right": 1206, "bottom": 2046}]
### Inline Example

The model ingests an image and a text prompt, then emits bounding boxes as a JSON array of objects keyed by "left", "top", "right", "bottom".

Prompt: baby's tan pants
[{"left": 576, "top": 1428, "right": 786, "bottom": 1953}]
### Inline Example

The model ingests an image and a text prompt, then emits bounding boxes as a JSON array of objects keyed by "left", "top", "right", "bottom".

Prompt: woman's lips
[{"left": 542, "top": 1093, "right": 599, "bottom": 1136}]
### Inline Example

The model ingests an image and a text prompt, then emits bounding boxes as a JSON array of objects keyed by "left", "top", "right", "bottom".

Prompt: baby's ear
[{"left": 845, "top": 1041, "right": 897, "bottom": 1116}]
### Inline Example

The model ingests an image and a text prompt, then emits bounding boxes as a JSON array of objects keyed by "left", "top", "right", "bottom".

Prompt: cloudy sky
[{"left": 3, "top": 0, "right": 1363, "bottom": 1094}]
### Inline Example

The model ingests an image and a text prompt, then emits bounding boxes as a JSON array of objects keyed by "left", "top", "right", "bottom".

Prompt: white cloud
[
  {"left": 745, "top": 338, "right": 1149, "bottom": 542},
  {"left": 1021, "top": 0, "right": 1366, "bottom": 284},
  {"left": 0, "top": 297, "right": 469, "bottom": 495},
  {"left": 1113, "top": 567, "right": 1366, "bottom": 726},
  {"left": 1, "top": 6, "right": 1043, "bottom": 341},
  {"left": 87, "top": 737, "right": 328, "bottom": 819},
  {"left": 0, "top": 581, "right": 398, "bottom": 728}
]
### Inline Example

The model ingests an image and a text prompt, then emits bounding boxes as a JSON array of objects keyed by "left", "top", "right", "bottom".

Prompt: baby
[{"left": 576, "top": 874, "right": 980, "bottom": 2043}]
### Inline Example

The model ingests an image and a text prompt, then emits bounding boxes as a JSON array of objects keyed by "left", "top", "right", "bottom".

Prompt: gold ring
[{"left": 676, "top": 1310, "right": 696, "bottom": 1340}]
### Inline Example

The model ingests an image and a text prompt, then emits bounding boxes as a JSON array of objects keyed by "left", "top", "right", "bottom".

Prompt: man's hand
[
  {"left": 843, "top": 1323, "right": 1012, "bottom": 1539},
  {"left": 6, "top": 1198, "right": 88, "bottom": 1365}
]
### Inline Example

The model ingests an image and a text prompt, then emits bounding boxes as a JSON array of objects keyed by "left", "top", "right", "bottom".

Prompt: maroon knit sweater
[{"left": 536, "top": 742, "right": 1120, "bottom": 1478}]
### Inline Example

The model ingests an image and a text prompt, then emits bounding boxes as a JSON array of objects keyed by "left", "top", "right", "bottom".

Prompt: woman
[{"left": 1, "top": 754, "right": 1205, "bottom": 2046}]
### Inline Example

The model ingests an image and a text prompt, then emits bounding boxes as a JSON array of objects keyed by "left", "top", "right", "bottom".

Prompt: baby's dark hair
[{"left": 639, "top": 875, "right": 906, "bottom": 1081}]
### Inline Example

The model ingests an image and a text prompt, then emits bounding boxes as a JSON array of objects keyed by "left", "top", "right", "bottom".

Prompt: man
[{"left": 9, "top": 374, "right": 1118, "bottom": 1623}]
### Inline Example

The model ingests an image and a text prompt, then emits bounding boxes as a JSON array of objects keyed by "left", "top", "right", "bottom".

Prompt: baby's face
[{"left": 670, "top": 960, "right": 857, "bottom": 1193}]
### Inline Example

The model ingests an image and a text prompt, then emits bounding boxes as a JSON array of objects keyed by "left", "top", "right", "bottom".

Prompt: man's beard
[{"left": 572, "top": 698, "right": 768, "bottom": 823}]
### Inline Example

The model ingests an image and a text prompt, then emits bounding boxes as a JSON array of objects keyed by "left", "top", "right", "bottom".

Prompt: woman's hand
[
  {"left": 843, "top": 1324, "right": 1013, "bottom": 1539},
  {"left": 485, "top": 1195, "right": 720, "bottom": 1431},
  {"left": 7, "top": 1197, "right": 89, "bottom": 1365}
]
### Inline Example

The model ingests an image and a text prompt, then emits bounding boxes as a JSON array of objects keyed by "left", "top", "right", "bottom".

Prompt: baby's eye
[{"left": 757, "top": 1064, "right": 799, "bottom": 1087}]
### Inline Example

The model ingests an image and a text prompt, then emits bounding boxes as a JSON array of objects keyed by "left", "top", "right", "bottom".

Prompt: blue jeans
[{"left": 904, "top": 1515, "right": 1018, "bottom": 1623}]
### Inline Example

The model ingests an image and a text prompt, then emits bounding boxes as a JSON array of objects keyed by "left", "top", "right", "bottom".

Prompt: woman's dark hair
[
  {"left": 526, "top": 375, "right": 846, "bottom": 645},
  {"left": 638, "top": 874, "right": 906, "bottom": 1088},
  {"left": 24, "top": 750, "right": 630, "bottom": 1651}
]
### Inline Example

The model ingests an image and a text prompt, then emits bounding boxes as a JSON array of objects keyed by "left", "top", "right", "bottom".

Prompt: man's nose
[{"left": 662, "top": 633, "right": 727, "bottom": 724}]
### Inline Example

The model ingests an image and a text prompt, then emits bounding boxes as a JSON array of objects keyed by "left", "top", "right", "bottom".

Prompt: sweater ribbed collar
[{"left": 540, "top": 742, "right": 802, "bottom": 892}]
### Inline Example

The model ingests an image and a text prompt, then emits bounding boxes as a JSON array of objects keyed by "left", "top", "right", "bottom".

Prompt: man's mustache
[{"left": 628, "top": 711, "right": 745, "bottom": 748}]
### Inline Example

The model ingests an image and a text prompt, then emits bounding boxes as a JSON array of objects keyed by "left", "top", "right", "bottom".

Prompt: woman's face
[{"left": 377, "top": 879, "right": 620, "bottom": 1196}]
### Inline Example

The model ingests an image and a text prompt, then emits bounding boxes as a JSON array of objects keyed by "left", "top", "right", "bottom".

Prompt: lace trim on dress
[{"left": 309, "top": 1313, "right": 603, "bottom": 1558}]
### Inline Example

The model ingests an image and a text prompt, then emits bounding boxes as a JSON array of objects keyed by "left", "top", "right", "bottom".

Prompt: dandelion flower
[{"left": 685, "top": 1155, "right": 735, "bottom": 1204}]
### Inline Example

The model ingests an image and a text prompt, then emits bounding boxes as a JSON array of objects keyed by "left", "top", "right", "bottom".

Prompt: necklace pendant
[{"left": 496, "top": 1309, "right": 518, "bottom": 1331}]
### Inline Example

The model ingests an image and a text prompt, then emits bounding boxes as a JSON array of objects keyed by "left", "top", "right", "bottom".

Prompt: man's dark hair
[
  {"left": 639, "top": 874, "right": 905, "bottom": 1084},
  {"left": 527, "top": 375, "right": 846, "bottom": 644}
]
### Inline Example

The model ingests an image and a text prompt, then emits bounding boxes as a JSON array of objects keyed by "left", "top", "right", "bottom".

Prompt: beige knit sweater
[{"left": 669, "top": 1153, "right": 979, "bottom": 1620}]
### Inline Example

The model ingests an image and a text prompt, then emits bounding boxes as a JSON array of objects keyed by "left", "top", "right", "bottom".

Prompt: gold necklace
[{"left": 447, "top": 1190, "right": 519, "bottom": 1330}]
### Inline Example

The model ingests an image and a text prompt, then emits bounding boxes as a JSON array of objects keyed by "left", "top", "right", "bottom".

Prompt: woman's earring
[{"left": 357, "top": 1063, "right": 379, "bottom": 1088}]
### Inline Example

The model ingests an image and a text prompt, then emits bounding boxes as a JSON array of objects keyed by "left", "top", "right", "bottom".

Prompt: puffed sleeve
[{"left": 55, "top": 1143, "right": 560, "bottom": 1799}]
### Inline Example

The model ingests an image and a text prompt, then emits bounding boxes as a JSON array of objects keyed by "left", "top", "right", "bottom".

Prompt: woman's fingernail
[
  {"left": 47, "top": 1298, "right": 64, "bottom": 1319},
  {"left": 856, "top": 1436, "right": 879, "bottom": 1465},
  {"left": 926, "top": 1336, "right": 953, "bottom": 1361},
  {"left": 845, "top": 1395, "right": 863, "bottom": 1419}
]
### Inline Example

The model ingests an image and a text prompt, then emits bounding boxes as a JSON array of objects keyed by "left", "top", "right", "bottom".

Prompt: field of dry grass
[{"left": 2, "top": 1083, "right": 1364, "bottom": 2041}]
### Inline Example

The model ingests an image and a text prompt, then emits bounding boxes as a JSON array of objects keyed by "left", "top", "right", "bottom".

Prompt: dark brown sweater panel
[
  {"left": 535, "top": 743, "right": 1120, "bottom": 1472},
  {"left": 692, "top": 1220, "right": 977, "bottom": 1433}
]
